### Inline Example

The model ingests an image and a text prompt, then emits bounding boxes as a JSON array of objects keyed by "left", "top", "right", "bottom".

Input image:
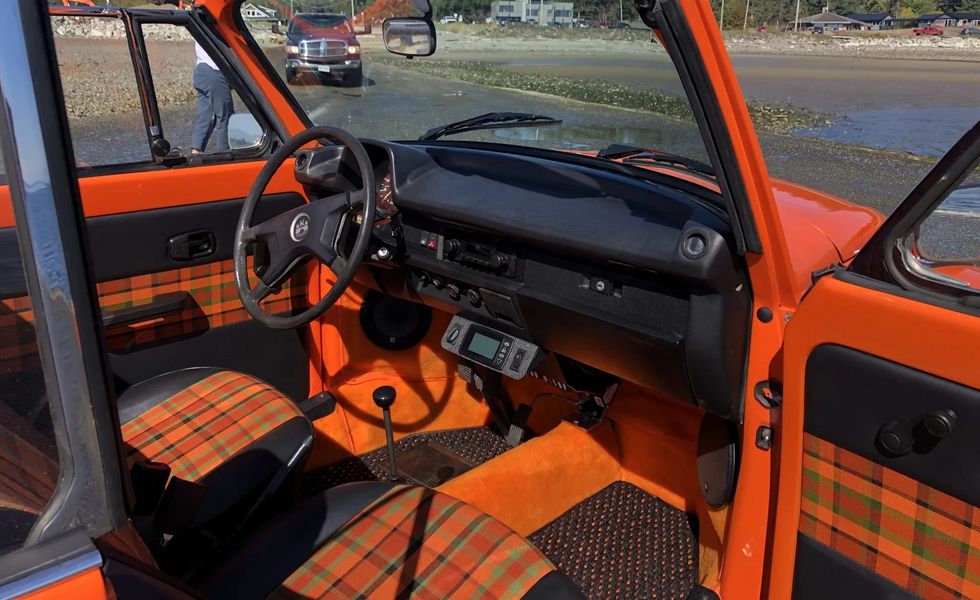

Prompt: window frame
[
  {"left": 0, "top": 0, "right": 125, "bottom": 590},
  {"left": 48, "top": 6, "right": 285, "bottom": 176}
]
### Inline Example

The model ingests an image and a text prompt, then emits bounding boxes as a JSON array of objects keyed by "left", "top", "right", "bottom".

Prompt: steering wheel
[{"left": 234, "top": 126, "right": 376, "bottom": 329}]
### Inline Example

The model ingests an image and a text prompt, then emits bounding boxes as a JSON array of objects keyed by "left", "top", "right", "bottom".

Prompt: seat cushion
[
  {"left": 119, "top": 368, "right": 312, "bottom": 526},
  {"left": 120, "top": 368, "right": 305, "bottom": 481},
  {"left": 202, "top": 482, "right": 583, "bottom": 600}
]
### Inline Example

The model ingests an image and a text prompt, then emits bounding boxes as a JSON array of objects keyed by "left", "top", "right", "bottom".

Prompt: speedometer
[{"left": 376, "top": 171, "right": 396, "bottom": 218}]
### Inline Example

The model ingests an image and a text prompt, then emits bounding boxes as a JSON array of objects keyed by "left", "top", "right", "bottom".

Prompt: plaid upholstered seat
[
  {"left": 118, "top": 368, "right": 312, "bottom": 527},
  {"left": 201, "top": 482, "right": 585, "bottom": 600}
]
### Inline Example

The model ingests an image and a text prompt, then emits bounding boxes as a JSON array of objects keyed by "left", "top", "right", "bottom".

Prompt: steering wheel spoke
[
  {"left": 326, "top": 254, "right": 348, "bottom": 277},
  {"left": 248, "top": 280, "right": 274, "bottom": 303},
  {"left": 234, "top": 126, "right": 377, "bottom": 329}
]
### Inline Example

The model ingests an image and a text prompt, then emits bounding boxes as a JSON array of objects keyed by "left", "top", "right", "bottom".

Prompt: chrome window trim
[
  {"left": 0, "top": 545, "right": 101, "bottom": 599},
  {"left": 898, "top": 234, "right": 974, "bottom": 291}
]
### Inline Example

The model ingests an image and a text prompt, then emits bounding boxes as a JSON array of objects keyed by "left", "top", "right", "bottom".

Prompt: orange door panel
[{"left": 770, "top": 275, "right": 980, "bottom": 599}]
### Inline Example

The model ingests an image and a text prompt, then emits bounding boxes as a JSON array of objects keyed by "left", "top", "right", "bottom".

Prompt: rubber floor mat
[
  {"left": 528, "top": 481, "right": 697, "bottom": 600},
  {"left": 303, "top": 426, "right": 509, "bottom": 495}
]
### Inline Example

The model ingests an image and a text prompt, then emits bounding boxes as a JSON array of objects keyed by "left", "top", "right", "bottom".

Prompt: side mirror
[
  {"left": 228, "top": 113, "right": 264, "bottom": 151},
  {"left": 383, "top": 18, "right": 436, "bottom": 57}
]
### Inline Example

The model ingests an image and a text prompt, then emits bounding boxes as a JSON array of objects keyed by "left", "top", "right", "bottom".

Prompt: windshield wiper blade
[
  {"left": 421, "top": 112, "right": 562, "bottom": 141},
  {"left": 597, "top": 144, "right": 715, "bottom": 177}
]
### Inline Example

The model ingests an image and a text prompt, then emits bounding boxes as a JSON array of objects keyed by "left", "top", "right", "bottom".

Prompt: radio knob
[
  {"left": 489, "top": 254, "right": 508, "bottom": 270},
  {"left": 446, "top": 284, "right": 461, "bottom": 301},
  {"left": 432, "top": 276, "right": 445, "bottom": 290},
  {"left": 418, "top": 272, "right": 432, "bottom": 287},
  {"left": 466, "top": 289, "right": 482, "bottom": 307},
  {"left": 444, "top": 239, "right": 461, "bottom": 258}
]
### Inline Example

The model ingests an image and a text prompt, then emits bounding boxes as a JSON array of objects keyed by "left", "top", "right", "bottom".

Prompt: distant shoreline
[{"left": 431, "top": 24, "right": 980, "bottom": 62}]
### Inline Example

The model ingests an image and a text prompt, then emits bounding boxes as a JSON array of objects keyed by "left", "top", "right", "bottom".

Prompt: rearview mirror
[
  {"left": 383, "top": 18, "right": 436, "bottom": 57},
  {"left": 228, "top": 113, "right": 264, "bottom": 151}
]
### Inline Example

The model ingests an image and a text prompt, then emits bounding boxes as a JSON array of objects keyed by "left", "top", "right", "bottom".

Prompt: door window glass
[
  {"left": 51, "top": 15, "right": 151, "bottom": 168},
  {"left": 142, "top": 23, "right": 267, "bottom": 156},
  {"left": 0, "top": 231, "right": 62, "bottom": 556}
]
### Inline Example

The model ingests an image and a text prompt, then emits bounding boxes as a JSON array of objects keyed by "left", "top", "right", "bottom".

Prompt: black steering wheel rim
[{"left": 234, "top": 126, "right": 376, "bottom": 329}]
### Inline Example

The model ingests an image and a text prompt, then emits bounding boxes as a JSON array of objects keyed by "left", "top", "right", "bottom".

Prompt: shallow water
[{"left": 795, "top": 106, "right": 979, "bottom": 158}]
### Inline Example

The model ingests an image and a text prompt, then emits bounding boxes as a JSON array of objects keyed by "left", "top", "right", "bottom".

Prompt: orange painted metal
[
  {"left": 769, "top": 275, "right": 980, "bottom": 599},
  {"left": 20, "top": 566, "right": 107, "bottom": 600},
  {"left": 669, "top": 0, "right": 801, "bottom": 595},
  {"left": 0, "top": 159, "right": 302, "bottom": 227}
]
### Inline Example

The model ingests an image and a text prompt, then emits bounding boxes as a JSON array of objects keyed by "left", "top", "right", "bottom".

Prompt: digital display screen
[{"left": 467, "top": 331, "right": 501, "bottom": 361}]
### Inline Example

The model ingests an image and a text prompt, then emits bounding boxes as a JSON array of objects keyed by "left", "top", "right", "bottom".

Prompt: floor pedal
[{"left": 396, "top": 442, "right": 475, "bottom": 487}]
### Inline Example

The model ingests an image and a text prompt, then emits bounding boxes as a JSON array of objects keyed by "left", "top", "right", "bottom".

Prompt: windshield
[
  {"left": 242, "top": 8, "right": 725, "bottom": 166},
  {"left": 289, "top": 14, "right": 353, "bottom": 35}
]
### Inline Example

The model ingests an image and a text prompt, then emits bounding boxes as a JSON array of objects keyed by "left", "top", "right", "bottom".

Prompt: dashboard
[{"left": 294, "top": 141, "right": 750, "bottom": 422}]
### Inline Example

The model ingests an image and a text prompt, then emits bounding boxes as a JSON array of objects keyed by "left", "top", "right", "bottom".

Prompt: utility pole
[
  {"left": 742, "top": 0, "right": 749, "bottom": 29},
  {"left": 719, "top": 0, "right": 725, "bottom": 29},
  {"left": 350, "top": 0, "right": 355, "bottom": 22},
  {"left": 794, "top": 0, "right": 801, "bottom": 31},
  {"left": 539, "top": 0, "right": 545, "bottom": 25},
  {"left": 620, "top": 0, "right": 624, "bottom": 22}
]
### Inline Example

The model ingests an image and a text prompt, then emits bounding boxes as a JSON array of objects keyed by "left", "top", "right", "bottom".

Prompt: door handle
[{"left": 169, "top": 230, "right": 216, "bottom": 261}]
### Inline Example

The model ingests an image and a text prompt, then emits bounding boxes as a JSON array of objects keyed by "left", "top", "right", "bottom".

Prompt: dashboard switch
[
  {"left": 511, "top": 349, "right": 526, "bottom": 371},
  {"left": 446, "top": 284, "right": 461, "bottom": 301},
  {"left": 466, "top": 289, "right": 482, "bottom": 307}
]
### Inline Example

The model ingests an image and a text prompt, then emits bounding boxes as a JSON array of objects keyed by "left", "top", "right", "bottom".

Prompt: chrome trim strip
[{"left": 0, "top": 548, "right": 102, "bottom": 599}]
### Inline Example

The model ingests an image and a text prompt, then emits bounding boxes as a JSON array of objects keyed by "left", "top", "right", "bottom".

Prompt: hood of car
[{"left": 287, "top": 31, "right": 357, "bottom": 43}]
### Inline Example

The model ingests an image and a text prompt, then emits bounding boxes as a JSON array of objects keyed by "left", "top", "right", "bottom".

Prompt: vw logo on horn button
[{"left": 290, "top": 213, "right": 311, "bottom": 242}]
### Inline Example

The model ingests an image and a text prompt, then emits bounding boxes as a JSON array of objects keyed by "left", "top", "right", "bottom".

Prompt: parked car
[
  {"left": 961, "top": 26, "right": 980, "bottom": 36},
  {"left": 610, "top": 20, "right": 631, "bottom": 29},
  {"left": 913, "top": 25, "right": 944, "bottom": 36},
  {"left": 284, "top": 13, "right": 362, "bottom": 86},
  {"left": 439, "top": 15, "right": 457, "bottom": 24},
  {"left": 572, "top": 18, "right": 590, "bottom": 28},
  {"left": 3, "top": 2, "right": 977, "bottom": 600}
]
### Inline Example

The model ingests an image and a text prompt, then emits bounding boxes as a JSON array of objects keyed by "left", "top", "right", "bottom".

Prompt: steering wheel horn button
[{"left": 290, "top": 213, "right": 312, "bottom": 242}]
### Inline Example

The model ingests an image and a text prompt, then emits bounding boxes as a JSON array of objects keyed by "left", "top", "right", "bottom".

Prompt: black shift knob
[{"left": 373, "top": 386, "right": 396, "bottom": 409}]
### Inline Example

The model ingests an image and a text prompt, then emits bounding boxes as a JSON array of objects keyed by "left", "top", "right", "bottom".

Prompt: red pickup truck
[
  {"left": 285, "top": 13, "right": 362, "bottom": 86},
  {"left": 913, "top": 25, "right": 944, "bottom": 36}
]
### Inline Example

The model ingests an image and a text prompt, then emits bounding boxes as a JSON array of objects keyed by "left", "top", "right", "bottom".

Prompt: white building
[
  {"left": 241, "top": 3, "right": 281, "bottom": 21},
  {"left": 490, "top": 0, "right": 574, "bottom": 26}
]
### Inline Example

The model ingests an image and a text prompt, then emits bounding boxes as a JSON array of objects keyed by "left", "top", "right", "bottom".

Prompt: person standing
[{"left": 191, "top": 42, "right": 233, "bottom": 153}]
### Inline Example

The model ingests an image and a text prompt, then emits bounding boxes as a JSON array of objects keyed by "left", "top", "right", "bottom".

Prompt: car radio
[{"left": 441, "top": 315, "right": 539, "bottom": 379}]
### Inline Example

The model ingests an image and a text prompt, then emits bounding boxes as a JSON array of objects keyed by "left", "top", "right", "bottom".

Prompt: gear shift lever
[{"left": 373, "top": 385, "right": 398, "bottom": 481}]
